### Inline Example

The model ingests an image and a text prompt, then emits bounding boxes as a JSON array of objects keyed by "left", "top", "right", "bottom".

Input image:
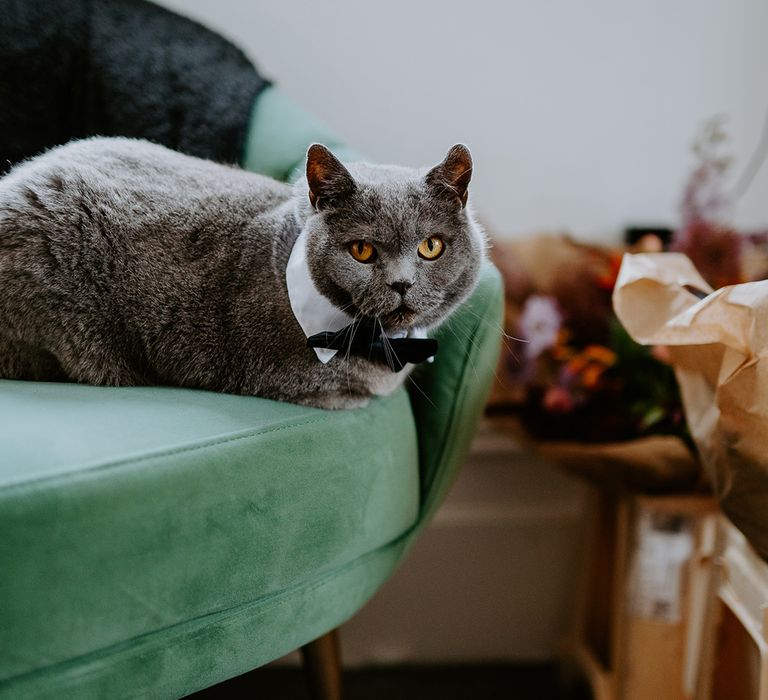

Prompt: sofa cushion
[{"left": 0, "top": 381, "right": 419, "bottom": 682}]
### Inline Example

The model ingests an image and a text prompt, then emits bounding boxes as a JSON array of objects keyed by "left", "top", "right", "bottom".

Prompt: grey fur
[{"left": 0, "top": 137, "right": 485, "bottom": 408}]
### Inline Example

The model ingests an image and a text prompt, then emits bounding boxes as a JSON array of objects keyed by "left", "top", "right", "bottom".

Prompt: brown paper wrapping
[
  {"left": 614, "top": 252, "right": 768, "bottom": 556},
  {"left": 486, "top": 415, "right": 699, "bottom": 493},
  {"left": 537, "top": 436, "right": 700, "bottom": 493}
]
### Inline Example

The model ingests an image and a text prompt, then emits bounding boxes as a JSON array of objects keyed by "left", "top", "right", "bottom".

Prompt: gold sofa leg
[{"left": 301, "top": 628, "right": 343, "bottom": 700}]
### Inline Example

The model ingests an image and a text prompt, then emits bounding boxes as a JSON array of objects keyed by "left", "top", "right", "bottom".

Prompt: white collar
[{"left": 285, "top": 229, "right": 430, "bottom": 363}]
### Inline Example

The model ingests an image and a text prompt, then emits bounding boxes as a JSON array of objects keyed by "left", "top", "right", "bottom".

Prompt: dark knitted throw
[{"left": 0, "top": 0, "right": 269, "bottom": 173}]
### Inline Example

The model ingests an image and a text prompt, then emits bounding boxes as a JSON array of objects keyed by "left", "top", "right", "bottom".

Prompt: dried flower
[
  {"left": 680, "top": 115, "right": 733, "bottom": 227},
  {"left": 672, "top": 115, "right": 744, "bottom": 288},
  {"left": 672, "top": 219, "right": 742, "bottom": 288}
]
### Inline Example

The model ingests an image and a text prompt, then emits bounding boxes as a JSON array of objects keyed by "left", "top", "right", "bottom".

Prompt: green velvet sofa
[{"left": 0, "top": 86, "right": 504, "bottom": 699}]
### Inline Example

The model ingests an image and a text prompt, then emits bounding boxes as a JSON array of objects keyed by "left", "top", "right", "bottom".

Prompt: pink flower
[
  {"left": 543, "top": 386, "right": 573, "bottom": 413},
  {"left": 519, "top": 294, "right": 562, "bottom": 359},
  {"left": 671, "top": 219, "right": 742, "bottom": 288}
]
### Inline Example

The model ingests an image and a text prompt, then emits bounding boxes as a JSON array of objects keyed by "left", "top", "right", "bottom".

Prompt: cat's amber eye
[
  {"left": 348, "top": 240, "right": 377, "bottom": 263},
  {"left": 418, "top": 235, "right": 445, "bottom": 260}
]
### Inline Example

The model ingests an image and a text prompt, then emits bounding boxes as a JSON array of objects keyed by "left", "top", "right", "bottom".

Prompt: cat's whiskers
[
  {"left": 330, "top": 301, "right": 356, "bottom": 320},
  {"left": 375, "top": 317, "right": 396, "bottom": 370},
  {"left": 404, "top": 368, "right": 436, "bottom": 409},
  {"left": 440, "top": 305, "right": 521, "bottom": 368},
  {"left": 342, "top": 310, "right": 363, "bottom": 392},
  {"left": 464, "top": 310, "right": 524, "bottom": 369},
  {"left": 376, "top": 317, "right": 436, "bottom": 409},
  {"left": 443, "top": 321, "right": 483, "bottom": 384},
  {"left": 453, "top": 305, "right": 522, "bottom": 344},
  {"left": 443, "top": 317, "right": 510, "bottom": 388}
]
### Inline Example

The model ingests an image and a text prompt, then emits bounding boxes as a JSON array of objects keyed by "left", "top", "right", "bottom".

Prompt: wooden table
[
  {"left": 561, "top": 488, "right": 718, "bottom": 700},
  {"left": 696, "top": 515, "right": 768, "bottom": 700}
]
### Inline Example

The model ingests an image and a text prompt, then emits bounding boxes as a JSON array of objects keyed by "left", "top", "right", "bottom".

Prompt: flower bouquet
[
  {"left": 487, "top": 233, "right": 700, "bottom": 492},
  {"left": 489, "top": 234, "right": 687, "bottom": 445},
  {"left": 487, "top": 117, "right": 766, "bottom": 492}
]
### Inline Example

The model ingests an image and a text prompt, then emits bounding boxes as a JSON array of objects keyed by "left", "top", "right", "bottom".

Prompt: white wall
[{"left": 159, "top": 0, "right": 767, "bottom": 242}]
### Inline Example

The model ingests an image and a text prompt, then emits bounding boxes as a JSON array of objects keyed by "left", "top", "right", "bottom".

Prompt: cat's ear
[
  {"left": 425, "top": 144, "right": 473, "bottom": 208},
  {"left": 306, "top": 144, "right": 357, "bottom": 210}
]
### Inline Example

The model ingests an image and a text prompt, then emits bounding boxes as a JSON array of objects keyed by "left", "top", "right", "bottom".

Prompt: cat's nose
[{"left": 389, "top": 280, "right": 413, "bottom": 296}]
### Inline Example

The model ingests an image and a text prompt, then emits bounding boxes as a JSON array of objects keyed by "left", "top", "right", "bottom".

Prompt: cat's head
[{"left": 300, "top": 144, "right": 486, "bottom": 331}]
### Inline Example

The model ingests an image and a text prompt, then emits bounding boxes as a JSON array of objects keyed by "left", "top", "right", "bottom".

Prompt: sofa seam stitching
[
  {"left": 0, "top": 416, "right": 332, "bottom": 494},
  {"left": 0, "top": 526, "right": 412, "bottom": 690}
]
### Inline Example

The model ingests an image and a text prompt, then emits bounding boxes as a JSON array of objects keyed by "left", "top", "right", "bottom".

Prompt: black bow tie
[{"left": 307, "top": 319, "right": 438, "bottom": 372}]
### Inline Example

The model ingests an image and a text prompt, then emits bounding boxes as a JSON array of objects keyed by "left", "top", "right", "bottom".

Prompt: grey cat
[{"left": 0, "top": 137, "right": 485, "bottom": 408}]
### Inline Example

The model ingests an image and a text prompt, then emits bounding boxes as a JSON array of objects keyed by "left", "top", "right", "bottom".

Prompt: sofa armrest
[
  {"left": 408, "top": 262, "right": 504, "bottom": 520},
  {"left": 242, "top": 86, "right": 366, "bottom": 181}
]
